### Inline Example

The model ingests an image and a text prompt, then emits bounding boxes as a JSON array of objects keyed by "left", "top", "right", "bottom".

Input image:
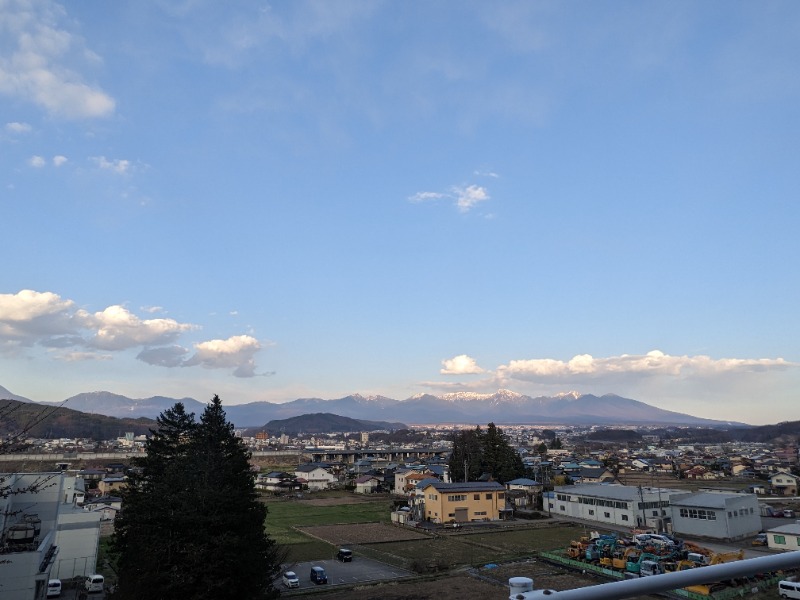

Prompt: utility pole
[{"left": 464, "top": 459, "right": 468, "bottom": 483}]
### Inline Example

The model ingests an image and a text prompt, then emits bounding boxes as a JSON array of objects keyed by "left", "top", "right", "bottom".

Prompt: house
[
  {"left": 766, "top": 522, "right": 800, "bottom": 551},
  {"left": 670, "top": 492, "right": 761, "bottom": 541},
  {"left": 419, "top": 481, "right": 508, "bottom": 524},
  {"left": 573, "top": 467, "right": 616, "bottom": 484},
  {"left": 97, "top": 475, "right": 126, "bottom": 495},
  {"left": 294, "top": 463, "right": 337, "bottom": 491},
  {"left": 354, "top": 475, "right": 381, "bottom": 494},
  {"left": 256, "top": 471, "right": 299, "bottom": 493},
  {"left": 505, "top": 478, "right": 542, "bottom": 510},
  {"left": 631, "top": 458, "right": 652, "bottom": 471},
  {"left": 770, "top": 472, "right": 799, "bottom": 496}
]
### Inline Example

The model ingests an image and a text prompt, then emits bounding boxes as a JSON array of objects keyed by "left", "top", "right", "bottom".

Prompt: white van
[
  {"left": 779, "top": 580, "right": 800, "bottom": 599},
  {"left": 84, "top": 574, "right": 104, "bottom": 593},
  {"left": 46, "top": 579, "right": 61, "bottom": 598}
]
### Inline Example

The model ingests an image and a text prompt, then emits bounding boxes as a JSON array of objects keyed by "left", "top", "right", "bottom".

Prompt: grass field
[
  {"left": 263, "top": 489, "right": 586, "bottom": 568},
  {"left": 263, "top": 493, "right": 392, "bottom": 562}
]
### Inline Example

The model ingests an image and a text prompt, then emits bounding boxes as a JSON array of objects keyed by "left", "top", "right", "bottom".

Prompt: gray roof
[
  {"left": 506, "top": 478, "right": 540, "bottom": 486},
  {"left": 555, "top": 483, "right": 684, "bottom": 501},
  {"left": 424, "top": 481, "right": 505, "bottom": 492},
  {"left": 669, "top": 492, "right": 750, "bottom": 509},
  {"left": 767, "top": 523, "right": 800, "bottom": 535}
]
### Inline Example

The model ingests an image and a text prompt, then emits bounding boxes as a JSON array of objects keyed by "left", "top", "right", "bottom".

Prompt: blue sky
[{"left": 1, "top": 1, "right": 798, "bottom": 425}]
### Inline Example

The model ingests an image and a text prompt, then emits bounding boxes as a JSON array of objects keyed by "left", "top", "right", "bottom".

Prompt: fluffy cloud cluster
[
  {"left": 436, "top": 350, "right": 795, "bottom": 391},
  {"left": 440, "top": 354, "right": 485, "bottom": 375},
  {"left": 495, "top": 350, "right": 794, "bottom": 383},
  {"left": 0, "top": 0, "right": 115, "bottom": 119},
  {"left": 0, "top": 290, "right": 264, "bottom": 377}
]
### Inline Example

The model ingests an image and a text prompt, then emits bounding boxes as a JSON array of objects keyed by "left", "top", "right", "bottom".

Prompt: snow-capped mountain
[{"left": 2, "top": 385, "right": 743, "bottom": 428}]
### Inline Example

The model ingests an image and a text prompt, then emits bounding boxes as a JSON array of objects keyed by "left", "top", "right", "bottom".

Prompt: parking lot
[{"left": 275, "top": 556, "right": 414, "bottom": 591}]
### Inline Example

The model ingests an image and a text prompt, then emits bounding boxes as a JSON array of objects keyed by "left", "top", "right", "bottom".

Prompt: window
[
  {"left": 486, "top": 494, "right": 492, "bottom": 500},
  {"left": 604, "top": 512, "right": 610, "bottom": 518},
  {"left": 474, "top": 494, "right": 480, "bottom": 500},
  {"left": 774, "top": 535, "right": 786, "bottom": 545},
  {"left": 680, "top": 508, "right": 688, "bottom": 518},
  {"left": 698, "top": 510, "right": 707, "bottom": 520},
  {"left": 560, "top": 505, "right": 565, "bottom": 511},
  {"left": 621, "top": 515, "right": 628, "bottom": 521},
  {"left": 448, "top": 494, "right": 467, "bottom": 502},
  {"left": 689, "top": 509, "right": 698, "bottom": 519},
  {"left": 708, "top": 511, "right": 716, "bottom": 520},
  {"left": 448, "top": 513, "right": 455, "bottom": 518},
  {"left": 652, "top": 511, "right": 658, "bottom": 516},
  {"left": 474, "top": 511, "right": 487, "bottom": 516},
  {"left": 588, "top": 510, "right": 595, "bottom": 515},
  {"left": 498, "top": 493, "right": 505, "bottom": 499}
]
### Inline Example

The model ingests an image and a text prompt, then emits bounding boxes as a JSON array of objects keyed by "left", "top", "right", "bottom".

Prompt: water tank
[
  {"left": 509, "top": 577, "right": 534, "bottom": 594},
  {"left": 6, "top": 524, "right": 35, "bottom": 545}
]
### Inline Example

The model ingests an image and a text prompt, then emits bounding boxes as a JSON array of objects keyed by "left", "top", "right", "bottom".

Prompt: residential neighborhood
[{"left": 1, "top": 421, "right": 799, "bottom": 599}]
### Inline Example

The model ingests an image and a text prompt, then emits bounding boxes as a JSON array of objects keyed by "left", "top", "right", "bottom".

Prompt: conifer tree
[{"left": 113, "top": 397, "right": 281, "bottom": 600}]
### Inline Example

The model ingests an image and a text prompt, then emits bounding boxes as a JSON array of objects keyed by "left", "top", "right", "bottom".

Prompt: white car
[
  {"left": 46, "top": 579, "right": 61, "bottom": 598},
  {"left": 282, "top": 571, "right": 299, "bottom": 588}
]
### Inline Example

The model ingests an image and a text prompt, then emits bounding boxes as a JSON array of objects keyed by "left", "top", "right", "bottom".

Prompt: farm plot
[{"left": 300, "top": 522, "right": 430, "bottom": 545}]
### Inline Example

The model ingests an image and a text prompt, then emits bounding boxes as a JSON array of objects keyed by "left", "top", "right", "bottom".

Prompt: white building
[
  {"left": 670, "top": 492, "right": 761, "bottom": 541},
  {"left": 0, "top": 473, "right": 101, "bottom": 600},
  {"left": 549, "top": 483, "right": 682, "bottom": 529},
  {"left": 293, "top": 464, "right": 337, "bottom": 491},
  {"left": 766, "top": 522, "right": 800, "bottom": 551}
]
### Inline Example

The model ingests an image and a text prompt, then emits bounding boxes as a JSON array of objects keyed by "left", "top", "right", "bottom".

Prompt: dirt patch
[
  {"left": 296, "top": 496, "right": 376, "bottom": 507},
  {"left": 300, "top": 523, "right": 429, "bottom": 545}
]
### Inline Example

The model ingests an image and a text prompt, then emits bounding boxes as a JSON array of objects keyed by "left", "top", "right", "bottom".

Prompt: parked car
[
  {"left": 336, "top": 548, "right": 353, "bottom": 562},
  {"left": 310, "top": 566, "right": 328, "bottom": 584},
  {"left": 784, "top": 509, "right": 796, "bottom": 518},
  {"left": 84, "top": 574, "right": 104, "bottom": 593},
  {"left": 282, "top": 571, "right": 299, "bottom": 588},
  {"left": 752, "top": 533, "right": 768, "bottom": 546},
  {"left": 46, "top": 579, "right": 61, "bottom": 598}
]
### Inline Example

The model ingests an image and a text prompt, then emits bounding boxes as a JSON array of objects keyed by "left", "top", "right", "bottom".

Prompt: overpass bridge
[{"left": 0, "top": 447, "right": 449, "bottom": 465}]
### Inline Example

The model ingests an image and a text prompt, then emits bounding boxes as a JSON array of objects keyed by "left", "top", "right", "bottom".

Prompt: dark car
[
  {"left": 310, "top": 566, "right": 327, "bottom": 584},
  {"left": 336, "top": 548, "right": 353, "bottom": 562}
]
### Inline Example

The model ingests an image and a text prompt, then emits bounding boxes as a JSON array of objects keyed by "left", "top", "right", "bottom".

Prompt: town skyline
[{"left": 2, "top": 2, "right": 799, "bottom": 425}]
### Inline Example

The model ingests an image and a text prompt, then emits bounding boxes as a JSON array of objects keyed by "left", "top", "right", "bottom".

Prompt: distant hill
[
  {"left": 586, "top": 429, "right": 643, "bottom": 443},
  {"left": 0, "top": 399, "right": 156, "bottom": 440},
  {"left": 263, "top": 413, "right": 406, "bottom": 434}
]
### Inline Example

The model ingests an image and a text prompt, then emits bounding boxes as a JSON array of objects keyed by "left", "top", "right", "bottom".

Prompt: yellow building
[{"left": 420, "top": 481, "right": 508, "bottom": 524}]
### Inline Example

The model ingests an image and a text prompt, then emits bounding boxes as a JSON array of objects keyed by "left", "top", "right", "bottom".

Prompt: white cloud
[
  {"left": 441, "top": 354, "right": 486, "bottom": 375},
  {"left": 92, "top": 156, "right": 133, "bottom": 175},
  {"left": 408, "top": 191, "right": 445, "bottom": 204},
  {"left": 409, "top": 180, "right": 493, "bottom": 213},
  {"left": 5, "top": 121, "right": 31, "bottom": 133},
  {"left": 0, "top": 289, "right": 267, "bottom": 378},
  {"left": 183, "top": 335, "right": 262, "bottom": 378},
  {"left": 56, "top": 351, "right": 112, "bottom": 362},
  {"left": 52, "top": 155, "right": 67, "bottom": 166},
  {"left": 473, "top": 170, "right": 499, "bottom": 178},
  {"left": 495, "top": 350, "right": 795, "bottom": 384},
  {"left": 0, "top": 0, "right": 115, "bottom": 119},
  {"left": 452, "top": 184, "right": 490, "bottom": 213},
  {"left": 28, "top": 155, "right": 45, "bottom": 167},
  {"left": 82, "top": 305, "right": 195, "bottom": 351}
]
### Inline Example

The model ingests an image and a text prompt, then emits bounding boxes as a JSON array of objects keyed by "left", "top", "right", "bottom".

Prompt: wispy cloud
[
  {"left": 28, "top": 155, "right": 45, "bottom": 168},
  {"left": 52, "top": 155, "right": 67, "bottom": 167},
  {"left": 5, "top": 121, "right": 31, "bottom": 134},
  {"left": 0, "top": 289, "right": 266, "bottom": 377},
  {"left": 0, "top": 0, "right": 115, "bottom": 119},
  {"left": 409, "top": 178, "right": 493, "bottom": 214},
  {"left": 91, "top": 156, "right": 134, "bottom": 175}
]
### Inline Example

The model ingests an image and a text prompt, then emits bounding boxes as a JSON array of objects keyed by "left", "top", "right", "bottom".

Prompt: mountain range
[{"left": 0, "top": 384, "right": 744, "bottom": 428}]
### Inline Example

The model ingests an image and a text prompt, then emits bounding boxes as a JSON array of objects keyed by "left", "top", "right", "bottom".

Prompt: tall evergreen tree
[
  {"left": 448, "top": 422, "right": 524, "bottom": 483},
  {"left": 113, "top": 397, "right": 281, "bottom": 600}
]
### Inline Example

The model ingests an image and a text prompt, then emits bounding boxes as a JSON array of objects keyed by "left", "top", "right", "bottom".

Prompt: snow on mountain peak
[{"left": 554, "top": 391, "right": 582, "bottom": 400}]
